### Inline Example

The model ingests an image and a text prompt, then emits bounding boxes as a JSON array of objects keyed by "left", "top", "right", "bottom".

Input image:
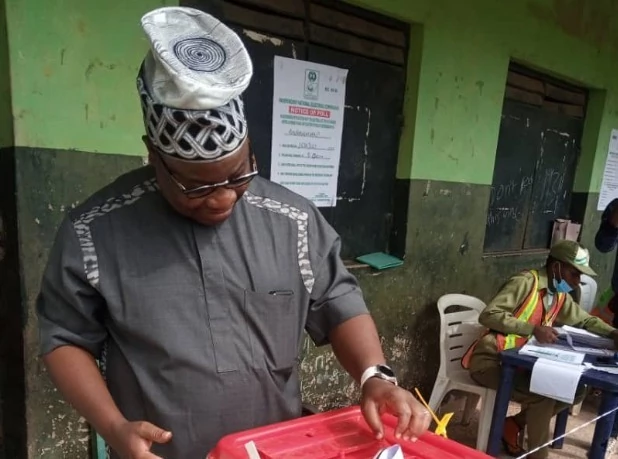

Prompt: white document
[
  {"left": 597, "top": 128, "right": 618, "bottom": 210},
  {"left": 583, "top": 362, "right": 618, "bottom": 375},
  {"left": 244, "top": 441, "right": 261, "bottom": 459},
  {"left": 520, "top": 343, "right": 585, "bottom": 365},
  {"left": 551, "top": 341, "right": 612, "bottom": 357},
  {"left": 530, "top": 358, "right": 584, "bottom": 404},
  {"left": 373, "top": 445, "right": 404, "bottom": 459},
  {"left": 270, "top": 56, "right": 348, "bottom": 207}
]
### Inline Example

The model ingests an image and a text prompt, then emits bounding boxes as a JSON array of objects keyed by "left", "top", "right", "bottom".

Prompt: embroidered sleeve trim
[{"left": 243, "top": 192, "right": 315, "bottom": 294}]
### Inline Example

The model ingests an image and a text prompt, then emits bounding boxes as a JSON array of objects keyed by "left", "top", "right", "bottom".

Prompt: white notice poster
[
  {"left": 597, "top": 129, "right": 618, "bottom": 211},
  {"left": 270, "top": 56, "right": 348, "bottom": 207}
]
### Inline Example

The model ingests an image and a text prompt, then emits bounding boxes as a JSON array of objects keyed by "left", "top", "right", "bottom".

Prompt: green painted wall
[
  {"left": 0, "top": 0, "right": 13, "bottom": 148},
  {"left": 5, "top": 0, "right": 175, "bottom": 155},
  {"left": 6, "top": 0, "right": 618, "bottom": 191},
  {"left": 349, "top": 0, "right": 618, "bottom": 190}
]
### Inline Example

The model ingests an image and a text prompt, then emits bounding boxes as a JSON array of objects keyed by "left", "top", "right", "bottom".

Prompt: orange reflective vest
[{"left": 461, "top": 270, "right": 567, "bottom": 369}]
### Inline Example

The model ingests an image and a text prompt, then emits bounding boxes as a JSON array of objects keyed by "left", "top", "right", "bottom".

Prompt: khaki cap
[{"left": 549, "top": 240, "right": 596, "bottom": 276}]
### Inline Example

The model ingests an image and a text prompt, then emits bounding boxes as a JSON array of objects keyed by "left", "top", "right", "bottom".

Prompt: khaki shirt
[{"left": 469, "top": 270, "right": 615, "bottom": 373}]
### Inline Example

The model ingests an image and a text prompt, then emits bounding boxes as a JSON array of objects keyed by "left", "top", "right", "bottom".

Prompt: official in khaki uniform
[{"left": 463, "top": 240, "right": 618, "bottom": 459}]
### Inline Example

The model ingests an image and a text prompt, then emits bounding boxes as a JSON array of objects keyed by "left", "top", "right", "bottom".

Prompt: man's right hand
[
  {"left": 533, "top": 325, "right": 559, "bottom": 344},
  {"left": 42, "top": 347, "right": 172, "bottom": 459},
  {"left": 108, "top": 420, "right": 172, "bottom": 459}
]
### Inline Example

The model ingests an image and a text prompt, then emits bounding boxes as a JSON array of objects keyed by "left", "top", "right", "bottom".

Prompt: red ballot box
[{"left": 207, "top": 406, "right": 493, "bottom": 459}]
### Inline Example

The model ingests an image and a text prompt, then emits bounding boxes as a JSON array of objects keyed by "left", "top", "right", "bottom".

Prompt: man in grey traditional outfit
[{"left": 36, "top": 7, "right": 429, "bottom": 459}]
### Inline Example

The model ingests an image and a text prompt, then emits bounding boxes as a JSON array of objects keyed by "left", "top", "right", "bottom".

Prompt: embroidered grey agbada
[{"left": 37, "top": 7, "right": 368, "bottom": 459}]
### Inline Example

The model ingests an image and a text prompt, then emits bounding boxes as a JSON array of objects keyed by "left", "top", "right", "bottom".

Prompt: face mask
[
  {"left": 552, "top": 277, "right": 573, "bottom": 294},
  {"left": 552, "top": 263, "right": 573, "bottom": 293}
]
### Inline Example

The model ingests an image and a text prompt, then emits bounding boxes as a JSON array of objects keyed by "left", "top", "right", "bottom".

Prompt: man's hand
[
  {"left": 361, "top": 378, "right": 431, "bottom": 442},
  {"left": 533, "top": 325, "right": 559, "bottom": 344},
  {"left": 107, "top": 420, "right": 172, "bottom": 459}
]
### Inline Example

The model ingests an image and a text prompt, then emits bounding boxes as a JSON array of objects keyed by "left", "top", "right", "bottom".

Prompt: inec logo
[{"left": 304, "top": 69, "right": 319, "bottom": 100}]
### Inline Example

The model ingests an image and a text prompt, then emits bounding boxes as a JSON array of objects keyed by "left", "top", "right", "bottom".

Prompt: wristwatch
[{"left": 360, "top": 364, "right": 398, "bottom": 390}]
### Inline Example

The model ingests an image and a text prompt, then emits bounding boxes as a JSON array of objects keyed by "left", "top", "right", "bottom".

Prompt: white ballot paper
[
  {"left": 373, "top": 445, "right": 404, "bottom": 459},
  {"left": 530, "top": 358, "right": 584, "bottom": 404},
  {"left": 520, "top": 342, "right": 585, "bottom": 365},
  {"left": 244, "top": 441, "right": 261, "bottom": 459}
]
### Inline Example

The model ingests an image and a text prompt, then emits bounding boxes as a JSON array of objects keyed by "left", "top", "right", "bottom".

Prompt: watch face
[{"left": 378, "top": 365, "right": 395, "bottom": 378}]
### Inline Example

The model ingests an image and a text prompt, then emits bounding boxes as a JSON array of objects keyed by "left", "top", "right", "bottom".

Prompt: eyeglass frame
[{"left": 154, "top": 147, "right": 259, "bottom": 199}]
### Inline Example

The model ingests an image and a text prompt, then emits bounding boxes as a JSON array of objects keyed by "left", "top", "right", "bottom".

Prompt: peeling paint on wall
[
  {"left": 299, "top": 336, "right": 358, "bottom": 410},
  {"left": 29, "top": 389, "right": 89, "bottom": 457},
  {"left": 527, "top": 0, "right": 618, "bottom": 54},
  {"left": 242, "top": 30, "right": 283, "bottom": 47}
]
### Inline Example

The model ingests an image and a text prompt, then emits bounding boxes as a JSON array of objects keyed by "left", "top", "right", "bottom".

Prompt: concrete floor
[{"left": 444, "top": 391, "right": 617, "bottom": 458}]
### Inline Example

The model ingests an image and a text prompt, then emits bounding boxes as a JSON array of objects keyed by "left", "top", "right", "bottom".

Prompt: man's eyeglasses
[{"left": 156, "top": 149, "right": 259, "bottom": 199}]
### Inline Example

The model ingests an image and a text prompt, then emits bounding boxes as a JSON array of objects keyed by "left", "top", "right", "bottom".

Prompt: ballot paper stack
[
  {"left": 520, "top": 326, "right": 616, "bottom": 403},
  {"left": 555, "top": 325, "right": 615, "bottom": 355}
]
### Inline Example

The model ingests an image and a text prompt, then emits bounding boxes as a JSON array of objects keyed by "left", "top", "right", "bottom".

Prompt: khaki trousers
[{"left": 470, "top": 366, "right": 586, "bottom": 459}]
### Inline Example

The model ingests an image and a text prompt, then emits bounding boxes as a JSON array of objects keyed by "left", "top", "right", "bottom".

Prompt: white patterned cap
[{"left": 137, "top": 7, "right": 253, "bottom": 161}]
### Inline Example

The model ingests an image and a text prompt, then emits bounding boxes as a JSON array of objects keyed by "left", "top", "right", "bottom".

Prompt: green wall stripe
[{"left": 4, "top": 0, "right": 618, "bottom": 191}]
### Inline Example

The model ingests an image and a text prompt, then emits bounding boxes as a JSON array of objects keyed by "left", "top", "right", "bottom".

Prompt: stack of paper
[
  {"left": 530, "top": 358, "right": 585, "bottom": 404},
  {"left": 526, "top": 335, "right": 614, "bottom": 358},
  {"left": 583, "top": 362, "right": 618, "bottom": 375},
  {"left": 556, "top": 325, "right": 615, "bottom": 350}
]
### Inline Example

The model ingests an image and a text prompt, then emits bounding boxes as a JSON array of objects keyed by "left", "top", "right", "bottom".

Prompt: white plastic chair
[
  {"left": 428, "top": 294, "right": 496, "bottom": 451},
  {"left": 578, "top": 274, "right": 597, "bottom": 313}
]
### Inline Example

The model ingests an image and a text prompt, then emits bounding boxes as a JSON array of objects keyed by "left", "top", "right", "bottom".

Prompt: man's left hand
[{"left": 361, "top": 378, "right": 431, "bottom": 442}]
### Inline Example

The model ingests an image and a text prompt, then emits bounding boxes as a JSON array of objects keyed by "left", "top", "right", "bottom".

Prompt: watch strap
[{"left": 360, "top": 365, "right": 398, "bottom": 390}]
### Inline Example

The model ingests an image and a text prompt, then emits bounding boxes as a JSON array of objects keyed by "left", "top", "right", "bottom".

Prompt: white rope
[{"left": 514, "top": 405, "right": 618, "bottom": 459}]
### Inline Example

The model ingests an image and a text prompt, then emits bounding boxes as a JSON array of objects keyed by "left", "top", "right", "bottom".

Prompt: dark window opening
[{"left": 181, "top": 0, "right": 411, "bottom": 260}]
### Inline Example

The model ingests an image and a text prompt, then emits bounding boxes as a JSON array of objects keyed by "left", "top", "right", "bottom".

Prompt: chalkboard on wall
[
  {"left": 484, "top": 102, "right": 539, "bottom": 253},
  {"left": 523, "top": 116, "right": 581, "bottom": 249},
  {"left": 484, "top": 99, "right": 583, "bottom": 253}
]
